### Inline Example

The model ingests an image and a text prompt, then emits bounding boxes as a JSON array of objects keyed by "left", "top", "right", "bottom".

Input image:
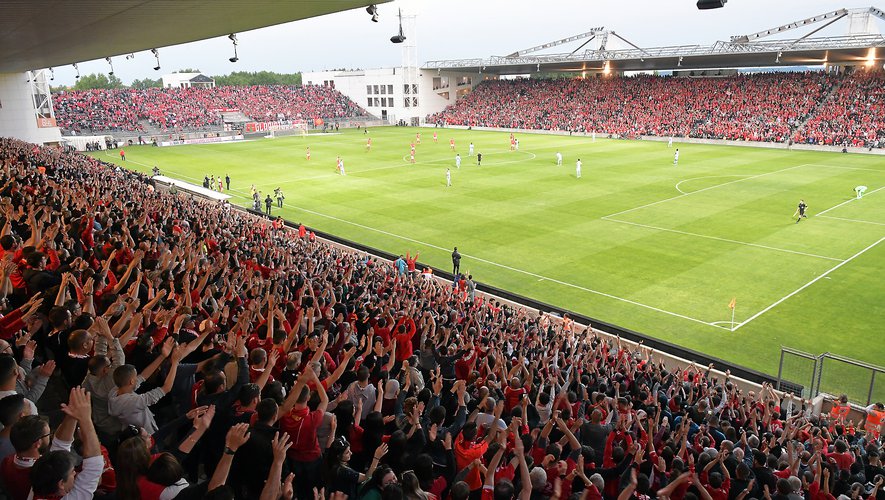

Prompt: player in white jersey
[
  {"left": 555, "top": 152, "right": 562, "bottom": 166},
  {"left": 855, "top": 185, "right": 868, "bottom": 199},
  {"left": 668, "top": 136, "right": 673, "bottom": 148},
  {"left": 469, "top": 142, "right": 474, "bottom": 156},
  {"left": 576, "top": 159, "right": 582, "bottom": 179},
  {"left": 455, "top": 154, "right": 461, "bottom": 169},
  {"left": 673, "top": 149, "right": 679, "bottom": 166},
  {"left": 591, "top": 131, "right": 596, "bottom": 142},
  {"left": 446, "top": 168, "right": 451, "bottom": 187},
  {"left": 515, "top": 139, "right": 519, "bottom": 150}
]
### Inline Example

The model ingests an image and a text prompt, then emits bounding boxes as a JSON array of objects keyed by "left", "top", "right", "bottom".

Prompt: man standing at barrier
[
  {"left": 225, "top": 174, "right": 230, "bottom": 190},
  {"left": 452, "top": 247, "right": 461, "bottom": 276},
  {"left": 275, "top": 188, "right": 284, "bottom": 208},
  {"left": 265, "top": 194, "right": 273, "bottom": 216}
]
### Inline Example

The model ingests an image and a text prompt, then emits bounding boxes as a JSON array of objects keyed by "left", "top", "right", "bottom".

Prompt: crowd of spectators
[
  {"left": 793, "top": 72, "right": 885, "bottom": 148},
  {"left": 0, "top": 135, "right": 883, "bottom": 500},
  {"left": 52, "top": 86, "right": 369, "bottom": 136},
  {"left": 428, "top": 71, "right": 885, "bottom": 148}
]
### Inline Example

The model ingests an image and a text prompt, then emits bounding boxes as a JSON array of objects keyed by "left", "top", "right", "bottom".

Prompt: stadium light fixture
[
  {"left": 151, "top": 48, "right": 161, "bottom": 71},
  {"left": 697, "top": 0, "right": 726, "bottom": 9},
  {"left": 366, "top": 4, "right": 378, "bottom": 22},
  {"left": 228, "top": 33, "right": 239, "bottom": 62},
  {"left": 73, "top": 62, "right": 80, "bottom": 79},
  {"left": 106, "top": 56, "right": 114, "bottom": 76},
  {"left": 390, "top": 8, "right": 406, "bottom": 43},
  {"left": 125, "top": 53, "right": 135, "bottom": 60}
]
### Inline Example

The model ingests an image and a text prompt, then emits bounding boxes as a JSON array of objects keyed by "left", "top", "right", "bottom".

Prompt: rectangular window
[
  {"left": 388, "top": 85, "right": 394, "bottom": 94},
  {"left": 374, "top": 97, "right": 380, "bottom": 107},
  {"left": 404, "top": 97, "right": 411, "bottom": 108},
  {"left": 367, "top": 98, "right": 373, "bottom": 107},
  {"left": 403, "top": 84, "right": 411, "bottom": 95},
  {"left": 374, "top": 85, "right": 379, "bottom": 94},
  {"left": 380, "top": 85, "right": 386, "bottom": 95},
  {"left": 412, "top": 84, "right": 418, "bottom": 94},
  {"left": 367, "top": 85, "right": 372, "bottom": 95}
]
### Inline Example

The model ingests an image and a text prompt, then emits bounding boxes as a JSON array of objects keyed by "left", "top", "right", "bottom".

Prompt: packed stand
[
  {"left": 0, "top": 135, "right": 884, "bottom": 500},
  {"left": 428, "top": 72, "right": 885, "bottom": 145},
  {"left": 793, "top": 72, "right": 885, "bottom": 148},
  {"left": 52, "top": 86, "right": 370, "bottom": 135}
]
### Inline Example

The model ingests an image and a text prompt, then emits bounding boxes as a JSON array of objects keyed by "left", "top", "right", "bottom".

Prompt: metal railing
[{"left": 777, "top": 347, "right": 885, "bottom": 405}]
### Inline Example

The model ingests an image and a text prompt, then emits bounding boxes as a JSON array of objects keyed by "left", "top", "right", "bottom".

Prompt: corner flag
[{"left": 728, "top": 297, "right": 736, "bottom": 330}]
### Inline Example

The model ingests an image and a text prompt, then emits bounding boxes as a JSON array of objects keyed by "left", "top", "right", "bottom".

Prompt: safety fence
[{"left": 777, "top": 347, "right": 885, "bottom": 405}]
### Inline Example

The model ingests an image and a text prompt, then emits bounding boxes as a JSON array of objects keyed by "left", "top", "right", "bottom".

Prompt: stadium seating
[
  {"left": 429, "top": 71, "right": 885, "bottom": 148},
  {"left": 793, "top": 71, "right": 885, "bottom": 147},
  {"left": 0, "top": 134, "right": 882, "bottom": 500},
  {"left": 52, "top": 85, "right": 370, "bottom": 135}
]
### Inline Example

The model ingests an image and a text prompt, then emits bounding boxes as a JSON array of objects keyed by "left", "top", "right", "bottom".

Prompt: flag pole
[{"left": 730, "top": 305, "right": 735, "bottom": 331}]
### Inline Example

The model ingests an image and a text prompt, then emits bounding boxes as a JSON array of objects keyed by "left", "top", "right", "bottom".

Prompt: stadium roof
[
  {"left": 424, "top": 7, "right": 885, "bottom": 74},
  {"left": 0, "top": 0, "right": 388, "bottom": 74}
]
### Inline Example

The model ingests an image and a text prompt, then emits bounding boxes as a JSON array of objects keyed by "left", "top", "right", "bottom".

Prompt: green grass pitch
[{"left": 93, "top": 127, "right": 885, "bottom": 398}]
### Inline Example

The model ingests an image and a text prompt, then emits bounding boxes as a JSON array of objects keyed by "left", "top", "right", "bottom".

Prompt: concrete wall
[{"left": 0, "top": 72, "right": 61, "bottom": 144}]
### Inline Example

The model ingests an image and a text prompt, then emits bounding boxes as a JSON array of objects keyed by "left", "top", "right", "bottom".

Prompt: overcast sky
[{"left": 51, "top": 0, "right": 874, "bottom": 86}]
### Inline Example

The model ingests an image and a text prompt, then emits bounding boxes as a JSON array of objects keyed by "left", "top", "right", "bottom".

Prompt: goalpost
[{"left": 261, "top": 121, "right": 308, "bottom": 139}]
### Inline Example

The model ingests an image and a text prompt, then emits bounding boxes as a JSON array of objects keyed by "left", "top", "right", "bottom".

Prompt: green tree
[
  {"left": 72, "top": 73, "right": 124, "bottom": 90},
  {"left": 175, "top": 68, "right": 202, "bottom": 73},
  {"left": 212, "top": 71, "right": 301, "bottom": 86},
  {"left": 131, "top": 77, "right": 162, "bottom": 89}
]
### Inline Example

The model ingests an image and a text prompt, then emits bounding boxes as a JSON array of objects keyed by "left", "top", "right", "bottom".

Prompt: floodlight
[
  {"left": 366, "top": 4, "right": 378, "bottom": 22},
  {"left": 391, "top": 8, "right": 406, "bottom": 43},
  {"left": 151, "top": 48, "right": 161, "bottom": 71},
  {"left": 49, "top": 67, "right": 54, "bottom": 81},
  {"left": 228, "top": 34, "right": 239, "bottom": 62},
  {"left": 73, "top": 63, "right": 80, "bottom": 79},
  {"left": 106, "top": 56, "right": 114, "bottom": 76}
]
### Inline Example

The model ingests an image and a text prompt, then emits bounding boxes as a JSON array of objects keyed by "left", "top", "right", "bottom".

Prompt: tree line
[{"left": 52, "top": 70, "right": 302, "bottom": 91}]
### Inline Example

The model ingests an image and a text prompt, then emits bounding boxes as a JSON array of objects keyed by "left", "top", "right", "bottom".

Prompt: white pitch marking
[
  {"left": 602, "top": 218, "right": 844, "bottom": 262},
  {"left": 816, "top": 186, "right": 885, "bottom": 217},
  {"left": 731, "top": 236, "right": 885, "bottom": 331},
  {"left": 675, "top": 175, "right": 751, "bottom": 195},
  {"left": 602, "top": 164, "right": 809, "bottom": 219},
  {"left": 819, "top": 215, "right": 885, "bottom": 227}
]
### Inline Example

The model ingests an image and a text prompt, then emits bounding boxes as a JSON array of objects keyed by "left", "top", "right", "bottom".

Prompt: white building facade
[{"left": 302, "top": 67, "right": 484, "bottom": 125}]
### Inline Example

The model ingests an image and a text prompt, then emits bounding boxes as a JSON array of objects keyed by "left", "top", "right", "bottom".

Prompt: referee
[{"left": 794, "top": 199, "right": 808, "bottom": 223}]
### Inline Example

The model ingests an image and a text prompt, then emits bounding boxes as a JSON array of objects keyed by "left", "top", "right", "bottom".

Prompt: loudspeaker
[{"left": 697, "top": 0, "right": 726, "bottom": 9}]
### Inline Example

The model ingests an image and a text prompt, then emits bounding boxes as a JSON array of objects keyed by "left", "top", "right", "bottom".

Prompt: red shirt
[
  {"left": 280, "top": 406, "right": 324, "bottom": 462},
  {"left": 0, "top": 455, "right": 33, "bottom": 500},
  {"left": 503, "top": 386, "right": 526, "bottom": 412},
  {"left": 392, "top": 317, "right": 417, "bottom": 362},
  {"left": 455, "top": 435, "right": 488, "bottom": 491}
]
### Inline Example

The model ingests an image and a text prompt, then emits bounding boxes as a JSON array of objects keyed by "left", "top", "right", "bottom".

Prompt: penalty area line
[{"left": 731, "top": 236, "right": 885, "bottom": 331}]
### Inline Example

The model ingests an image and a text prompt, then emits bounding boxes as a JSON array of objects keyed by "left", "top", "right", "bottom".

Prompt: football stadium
[{"left": 0, "top": 2, "right": 884, "bottom": 499}]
